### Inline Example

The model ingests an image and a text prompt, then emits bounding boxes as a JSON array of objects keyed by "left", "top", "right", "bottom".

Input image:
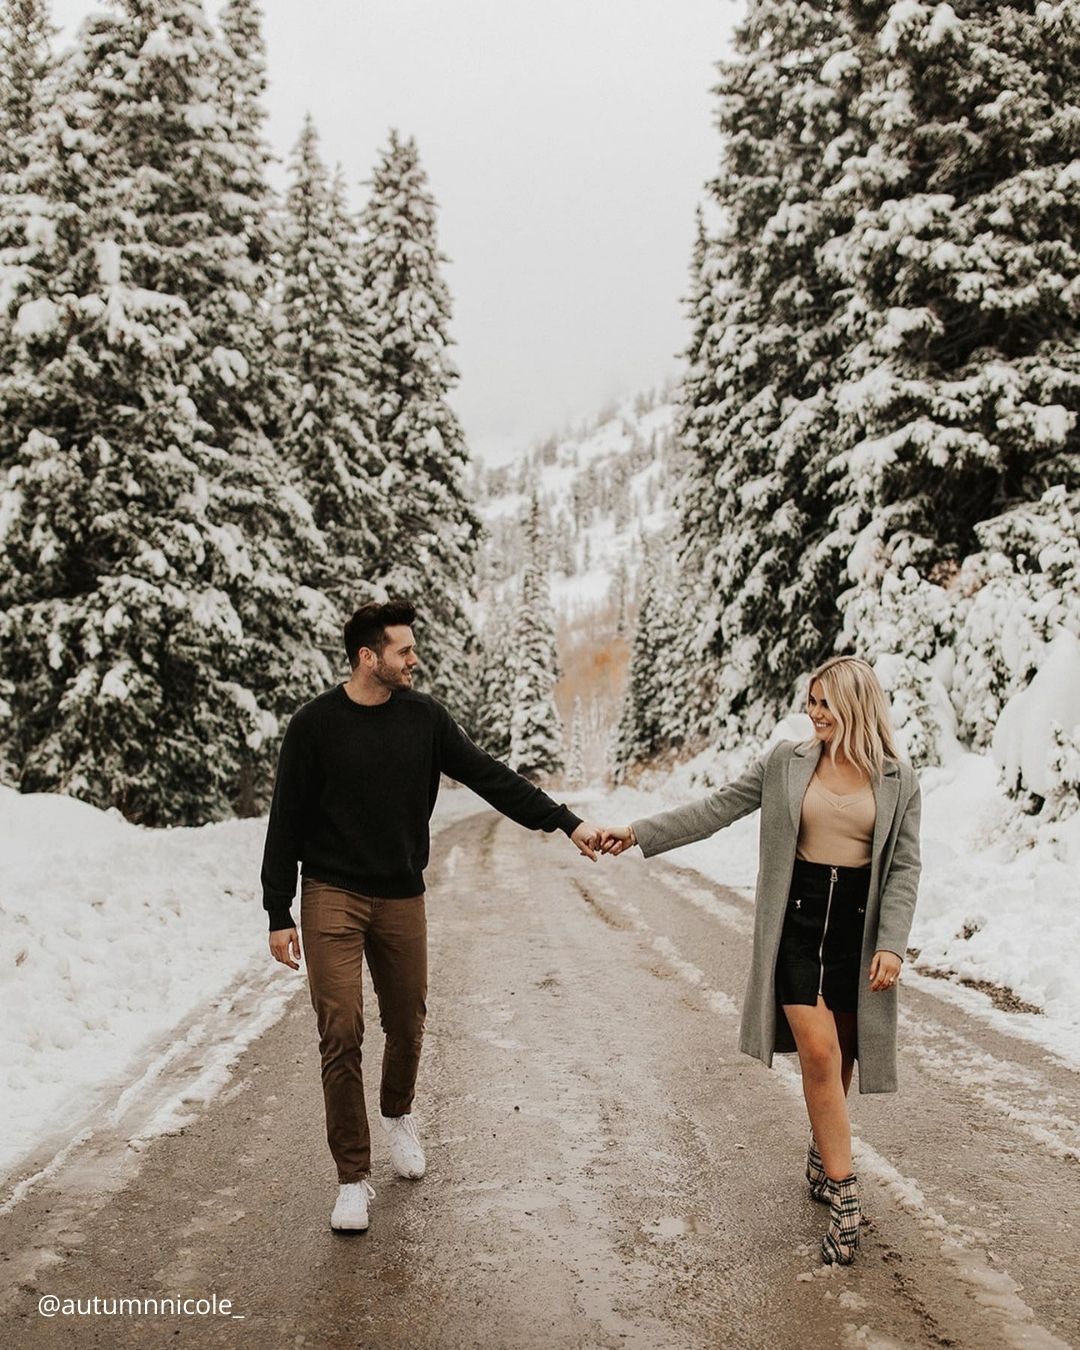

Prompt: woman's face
[{"left": 807, "top": 680, "right": 836, "bottom": 743}]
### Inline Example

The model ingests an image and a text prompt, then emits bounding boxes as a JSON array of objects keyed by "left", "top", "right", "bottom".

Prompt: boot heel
[{"left": 822, "top": 1173, "right": 860, "bottom": 1265}]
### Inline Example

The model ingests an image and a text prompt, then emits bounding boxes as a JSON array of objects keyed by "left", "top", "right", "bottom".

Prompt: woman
[{"left": 599, "top": 656, "right": 921, "bottom": 1265}]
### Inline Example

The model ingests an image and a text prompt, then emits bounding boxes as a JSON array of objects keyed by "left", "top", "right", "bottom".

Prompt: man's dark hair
[{"left": 344, "top": 601, "right": 417, "bottom": 668}]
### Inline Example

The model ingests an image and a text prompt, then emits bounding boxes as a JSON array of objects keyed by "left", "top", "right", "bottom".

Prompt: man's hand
[
  {"left": 269, "top": 927, "right": 302, "bottom": 970},
  {"left": 599, "top": 825, "right": 635, "bottom": 856},
  {"left": 570, "top": 821, "right": 602, "bottom": 861},
  {"left": 869, "top": 949, "right": 901, "bottom": 991}
]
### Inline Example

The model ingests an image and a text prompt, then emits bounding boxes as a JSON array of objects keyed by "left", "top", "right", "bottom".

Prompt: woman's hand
[
  {"left": 869, "top": 950, "right": 902, "bottom": 991},
  {"left": 599, "top": 825, "right": 636, "bottom": 856}
]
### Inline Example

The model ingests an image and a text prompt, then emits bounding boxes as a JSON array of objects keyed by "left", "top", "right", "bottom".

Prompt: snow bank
[
  {"left": 0, "top": 783, "right": 490, "bottom": 1181},
  {"left": 907, "top": 753, "right": 1080, "bottom": 1032},
  {"left": 592, "top": 737, "right": 1080, "bottom": 1061},
  {"left": 992, "top": 629, "right": 1080, "bottom": 797},
  {"left": 0, "top": 788, "right": 269, "bottom": 1178}
]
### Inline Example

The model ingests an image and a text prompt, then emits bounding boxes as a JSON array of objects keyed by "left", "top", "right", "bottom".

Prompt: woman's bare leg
[{"left": 783, "top": 999, "right": 853, "bottom": 1180}]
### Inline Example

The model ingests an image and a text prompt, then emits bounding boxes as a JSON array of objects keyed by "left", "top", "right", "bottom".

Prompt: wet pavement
[{"left": 2, "top": 811, "right": 1077, "bottom": 1349}]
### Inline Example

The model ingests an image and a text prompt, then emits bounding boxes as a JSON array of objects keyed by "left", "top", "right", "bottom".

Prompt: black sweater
[{"left": 260, "top": 685, "right": 583, "bottom": 929}]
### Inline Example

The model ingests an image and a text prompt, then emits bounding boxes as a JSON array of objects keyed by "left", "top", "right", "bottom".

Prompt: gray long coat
[{"left": 632, "top": 739, "right": 922, "bottom": 1093}]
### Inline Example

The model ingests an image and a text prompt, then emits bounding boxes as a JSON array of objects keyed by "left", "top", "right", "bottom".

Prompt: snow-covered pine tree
[
  {"left": 199, "top": 0, "right": 292, "bottom": 473},
  {"left": 565, "top": 695, "right": 585, "bottom": 788},
  {"left": 276, "top": 117, "right": 389, "bottom": 627},
  {"left": 508, "top": 496, "right": 563, "bottom": 781},
  {"left": 358, "top": 130, "right": 480, "bottom": 724},
  {"left": 610, "top": 557, "right": 630, "bottom": 637},
  {"left": 674, "top": 0, "right": 864, "bottom": 747},
  {"left": 666, "top": 214, "right": 721, "bottom": 754},
  {"left": 610, "top": 543, "right": 685, "bottom": 781},
  {"left": 0, "top": 0, "right": 55, "bottom": 392},
  {"left": 475, "top": 590, "right": 516, "bottom": 762},
  {"left": 0, "top": 0, "right": 53, "bottom": 178},
  {"left": 0, "top": 0, "right": 332, "bottom": 822},
  {"left": 212, "top": 0, "right": 281, "bottom": 433},
  {"left": 217, "top": 0, "right": 269, "bottom": 175},
  {"left": 826, "top": 1, "right": 1080, "bottom": 765}
]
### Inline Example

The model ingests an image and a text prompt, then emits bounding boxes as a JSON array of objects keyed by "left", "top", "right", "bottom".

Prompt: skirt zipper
[{"left": 817, "top": 866, "right": 838, "bottom": 998}]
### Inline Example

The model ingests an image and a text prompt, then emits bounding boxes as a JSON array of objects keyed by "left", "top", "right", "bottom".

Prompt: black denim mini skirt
[{"left": 775, "top": 858, "right": 871, "bottom": 1014}]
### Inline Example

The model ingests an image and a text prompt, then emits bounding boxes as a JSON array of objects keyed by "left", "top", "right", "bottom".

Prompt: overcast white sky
[{"left": 51, "top": 0, "right": 741, "bottom": 464}]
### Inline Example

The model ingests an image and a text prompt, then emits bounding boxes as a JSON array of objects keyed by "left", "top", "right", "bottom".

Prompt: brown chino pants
[{"left": 300, "top": 879, "right": 428, "bottom": 1182}]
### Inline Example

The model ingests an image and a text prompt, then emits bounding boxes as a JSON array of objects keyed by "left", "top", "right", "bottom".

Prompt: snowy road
[{"left": 2, "top": 811, "right": 1078, "bottom": 1349}]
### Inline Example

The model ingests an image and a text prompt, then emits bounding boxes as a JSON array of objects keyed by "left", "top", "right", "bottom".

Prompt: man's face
[{"left": 367, "top": 625, "right": 419, "bottom": 690}]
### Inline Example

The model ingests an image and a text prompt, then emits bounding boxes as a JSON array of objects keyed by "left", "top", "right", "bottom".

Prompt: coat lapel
[
  {"left": 787, "top": 740, "right": 821, "bottom": 831},
  {"left": 871, "top": 760, "right": 901, "bottom": 862}
]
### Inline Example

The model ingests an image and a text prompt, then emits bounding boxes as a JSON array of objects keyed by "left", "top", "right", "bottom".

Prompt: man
[{"left": 261, "top": 600, "right": 601, "bottom": 1233}]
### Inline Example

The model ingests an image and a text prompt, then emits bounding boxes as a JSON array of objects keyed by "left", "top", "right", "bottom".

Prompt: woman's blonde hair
[{"left": 807, "top": 656, "right": 902, "bottom": 781}]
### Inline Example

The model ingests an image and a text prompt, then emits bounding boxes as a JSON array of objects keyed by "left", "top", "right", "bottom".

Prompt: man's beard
[{"left": 373, "top": 660, "right": 412, "bottom": 690}]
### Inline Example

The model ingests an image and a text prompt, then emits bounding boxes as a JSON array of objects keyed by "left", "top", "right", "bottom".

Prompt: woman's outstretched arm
[{"left": 600, "top": 753, "right": 769, "bottom": 859}]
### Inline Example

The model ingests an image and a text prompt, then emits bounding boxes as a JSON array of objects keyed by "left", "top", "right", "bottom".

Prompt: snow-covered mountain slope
[
  {"left": 470, "top": 388, "right": 682, "bottom": 780},
  {"left": 472, "top": 386, "right": 679, "bottom": 621}
]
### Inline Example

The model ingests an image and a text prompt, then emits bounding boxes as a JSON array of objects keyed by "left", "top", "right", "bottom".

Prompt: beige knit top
[{"left": 796, "top": 778, "right": 875, "bottom": 868}]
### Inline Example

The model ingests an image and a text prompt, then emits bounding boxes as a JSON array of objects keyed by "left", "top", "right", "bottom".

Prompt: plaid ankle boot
[
  {"left": 806, "top": 1131, "right": 829, "bottom": 1203},
  {"left": 822, "top": 1173, "right": 861, "bottom": 1265}
]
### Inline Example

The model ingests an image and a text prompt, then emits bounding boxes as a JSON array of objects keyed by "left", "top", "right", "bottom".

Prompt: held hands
[
  {"left": 570, "top": 821, "right": 637, "bottom": 861},
  {"left": 868, "top": 950, "right": 902, "bottom": 992},
  {"left": 599, "top": 825, "right": 636, "bottom": 857}
]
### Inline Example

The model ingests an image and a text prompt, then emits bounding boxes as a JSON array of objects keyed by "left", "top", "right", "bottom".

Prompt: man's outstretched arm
[{"left": 437, "top": 707, "right": 601, "bottom": 859}]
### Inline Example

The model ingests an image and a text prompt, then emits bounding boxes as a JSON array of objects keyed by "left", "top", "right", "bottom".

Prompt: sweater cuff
[
  {"left": 267, "top": 906, "right": 296, "bottom": 932},
  {"left": 556, "top": 807, "right": 583, "bottom": 836}
]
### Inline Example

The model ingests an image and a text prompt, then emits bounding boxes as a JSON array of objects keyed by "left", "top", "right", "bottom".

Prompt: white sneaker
[
  {"left": 330, "top": 1180, "right": 375, "bottom": 1232},
  {"left": 380, "top": 1112, "right": 426, "bottom": 1178}
]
